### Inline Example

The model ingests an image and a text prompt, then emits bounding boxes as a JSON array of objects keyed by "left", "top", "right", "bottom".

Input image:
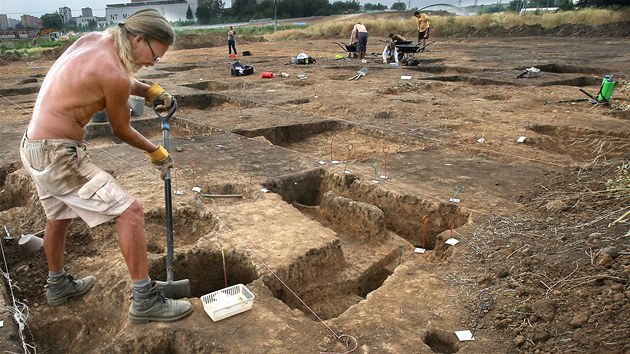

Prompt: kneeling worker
[{"left": 382, "top": 42, "right": 399, "bottom": 64}]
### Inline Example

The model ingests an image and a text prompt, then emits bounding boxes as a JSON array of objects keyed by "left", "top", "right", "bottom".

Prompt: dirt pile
[
  {"left": 173, "top": 32, "right": 267, "bottom": 50},
  {"left": 450, "top": 21, "right": 630, "bottom": 38}
]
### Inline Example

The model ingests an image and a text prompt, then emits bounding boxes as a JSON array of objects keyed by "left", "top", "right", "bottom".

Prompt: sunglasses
[{"left": 144, "top": 38, "right": 161, "bottom": 63}]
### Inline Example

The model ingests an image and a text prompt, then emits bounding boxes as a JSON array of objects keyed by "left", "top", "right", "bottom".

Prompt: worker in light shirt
[{"left": 382, "top": 42, "right": 399, "bottom": 64}]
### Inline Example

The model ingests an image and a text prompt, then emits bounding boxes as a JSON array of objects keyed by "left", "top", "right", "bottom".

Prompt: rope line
[{"left": 1, "top": 226, "right": 38, "bottom": 354}]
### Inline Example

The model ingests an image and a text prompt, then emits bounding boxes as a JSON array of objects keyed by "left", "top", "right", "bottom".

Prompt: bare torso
[{"left": 27, "top": 33, "right": 130, "bottom": 142}]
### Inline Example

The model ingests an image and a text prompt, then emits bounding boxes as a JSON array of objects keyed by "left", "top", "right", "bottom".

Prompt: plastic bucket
[
  {"left": 129, "top": 96, "right": 145, "bottom": 116},
  {"left": 19, "top": 234, "right": 44, "bottom": 255},
  {"left": 91, "top": 109, "right": 108, "bottom": 122},
  {"left": 261, "top": 72, "right": 273, "bottom": 78}
]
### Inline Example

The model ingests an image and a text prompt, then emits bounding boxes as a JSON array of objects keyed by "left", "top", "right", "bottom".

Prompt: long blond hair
[{"left": 105, "top": 9, "right": 175, "bottom": 75}]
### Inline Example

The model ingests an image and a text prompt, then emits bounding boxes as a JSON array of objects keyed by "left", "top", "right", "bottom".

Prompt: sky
[
  {"left": 0, "top": 0, "right": 498, "bottom": 19},
  {"left": 0, "top": 1, "right": 109, "bottom": 18}
]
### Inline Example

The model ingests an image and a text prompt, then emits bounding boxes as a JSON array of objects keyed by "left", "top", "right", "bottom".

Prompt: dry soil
[{"left": 0, "top": 17, "right": 628, "bottom": 354}]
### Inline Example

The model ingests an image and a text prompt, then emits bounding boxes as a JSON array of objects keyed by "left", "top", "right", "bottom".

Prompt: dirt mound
[
  {"left": 173, "top": 32, "right": 268, "bottom": 50},
  {"left": 451, "top": 21, "right": 630, "bottom": 38}
]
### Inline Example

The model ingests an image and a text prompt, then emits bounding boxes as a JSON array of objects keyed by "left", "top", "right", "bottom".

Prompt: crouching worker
[
  {"left": 382, "top": 42, "right": 399, "bottom": 64},
  {"left": 388, "top": 32, "right": 406, "bottom": 43},
  {"left": 19, "top": 9, "right": 193, "bottom": 324}
]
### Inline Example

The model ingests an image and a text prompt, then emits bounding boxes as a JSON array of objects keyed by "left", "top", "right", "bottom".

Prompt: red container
[{"left": 261, "top": 72, "right": 273, "bottom": 78}]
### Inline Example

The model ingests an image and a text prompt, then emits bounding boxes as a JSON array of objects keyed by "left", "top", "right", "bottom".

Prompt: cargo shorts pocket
[{"left": 77, "top": 171, "right": 115, "bottom": 204}]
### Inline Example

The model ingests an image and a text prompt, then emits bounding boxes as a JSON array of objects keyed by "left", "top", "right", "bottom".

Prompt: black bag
[
  {"left": 404, "top": 58, "right": 420, "bottom": 67},
  {"left": 231, "top": 61, "right": 254, "bottom": 76},
  {"left": 242, "top": 51, "right": 252, "bottom": 56},
  {"left": 297, "top": 57, "right": 316, "bottom": 65}
]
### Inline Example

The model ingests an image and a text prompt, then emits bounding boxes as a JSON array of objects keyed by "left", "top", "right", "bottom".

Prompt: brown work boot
[{"left": 128, "top": 284, "right": 193, "bottom": 324}]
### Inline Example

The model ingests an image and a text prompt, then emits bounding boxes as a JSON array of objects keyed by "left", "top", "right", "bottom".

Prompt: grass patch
[
  {"left": 175, "top": 23, "right": 308, "bottom": 37},
  {"left": 264, "top": 8, "right": 629, "bottom": 39},
  {"left": 0, "top": 38, "right": 66, "bottom": 57}
]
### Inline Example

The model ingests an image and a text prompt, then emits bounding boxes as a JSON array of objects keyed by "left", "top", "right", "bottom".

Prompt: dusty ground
[{"left": 0, "top": 17, "right": 628, "bottom": 354}]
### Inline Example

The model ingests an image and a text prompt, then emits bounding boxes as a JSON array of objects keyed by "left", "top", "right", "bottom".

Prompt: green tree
[
  {"left": 391, "top": 2, "right": 407, "bottom": 10},
  {"left": 576, "top": 0, "right": 626, "bottom": 7},
  {"left": 364, "top": 3, "right": 388, "bottom": 10},
  {"left": 557, "top": 0, "right": 575, "bottom": 10},
  {"left": 330, "top": 1, "right": 361, "bottom": 14},
  {"left": 41, "top": 12, "right": 64, "bottom": 30},
  {"left": 186, "top": 5, "right": 194, "bottom": 20},
  {"left": 87, "top": 19, "right": 98, "bottom": 31},
  {"left": 196, "top": 0, "right": 225, "bottom": 24},
  {"left": 477, "top": 3, "right": 507, "bottom": 14}
]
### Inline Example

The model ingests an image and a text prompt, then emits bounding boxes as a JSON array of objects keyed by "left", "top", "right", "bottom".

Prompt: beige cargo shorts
[{"left": 20, "top": 134, "right": 135, "bottom": 227}]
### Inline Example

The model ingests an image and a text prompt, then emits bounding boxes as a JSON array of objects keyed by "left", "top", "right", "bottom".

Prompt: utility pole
[{"left": 274, "top": 0, "right": 277, "bottom": 32}]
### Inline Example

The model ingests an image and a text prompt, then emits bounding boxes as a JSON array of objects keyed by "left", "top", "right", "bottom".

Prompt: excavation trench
[
  {"left": 425, "top": 74, "right": 601, "bottom": 87},
  {"left": 232, "top": 120, "right": 429, "bottom": 161},
  {"left": 260, "top": 168, "right": 470, "bottom": 320},
  {"left": 526, "top": 124, "right": 630, "bottom": 162}
]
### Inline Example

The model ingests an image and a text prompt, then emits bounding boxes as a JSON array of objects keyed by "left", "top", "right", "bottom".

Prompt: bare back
[{"left": 28, "top": 33, "right": 131, "bottom": 141}]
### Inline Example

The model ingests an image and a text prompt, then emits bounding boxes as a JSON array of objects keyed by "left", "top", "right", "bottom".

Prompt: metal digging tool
[
  {"left": 348, "top": 67, "right": 368, "bottom": 81},
  {"left": 153, "top": 99, "right": 191, "bottom": 299}
]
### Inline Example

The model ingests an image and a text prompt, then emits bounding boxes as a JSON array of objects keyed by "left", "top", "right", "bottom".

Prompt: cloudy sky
[
  {"left": 0, "top": 1, "right": 109, "bottom": 17},
  {"left": 0, "top": 0, "right": 494, "bottom": 18}
]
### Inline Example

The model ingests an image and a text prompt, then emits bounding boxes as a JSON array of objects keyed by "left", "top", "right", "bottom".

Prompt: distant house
[
  {"left": 106, "top": 0, "right": 199, "bottom": 24},
  {"left": 520, "top": 7, "right": 559, "bottom": 14}
]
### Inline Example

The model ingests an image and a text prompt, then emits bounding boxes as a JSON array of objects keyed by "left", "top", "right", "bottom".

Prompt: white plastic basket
[{"left": 201, "top": 284, "right": 255, "bottom": 322}]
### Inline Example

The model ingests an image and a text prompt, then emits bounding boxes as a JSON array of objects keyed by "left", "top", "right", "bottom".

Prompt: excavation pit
[
  {"left": 183, "top": 80, "right": 257, "bottom": 92},
  {"left": 526, "top": 124, "right": 630, "bottom": 162},
  {"left": 423, "top": 75, "right": 519, "bottom": 86},
  {"left": 0, "top": 163, "right": 33, "bottom": 212},
  {"left": 149, "top": 246, "right": 259, "bottom": 298},
  {"left": 540, "top": 76, "right": 601, "bottom": 87},
  {"left": 424, "top": 328, "right": 461, "bottom": 353},
  {"left": 533, "top": 63, "right": 607, "bottom": 74},
  {"left": 263, "top": 169, "right": 470, "bottom": 248},
  {"left": 232, "top": 120, "right": 427, "bottom": 161},
  {"left": 158, "top": 64, "right": 199, "bottom": 72},
  {"left": 415, "top": 65, "right": 477, "bottom": 74},
  {"left": 85, "top": 114, "right": 222, "bottom": 141},
  {"left": 257, "top": 169, "right": 469, "bottom": 319}
]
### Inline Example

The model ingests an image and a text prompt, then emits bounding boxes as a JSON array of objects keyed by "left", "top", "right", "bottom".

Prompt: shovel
[{"left": 153, "top": 99, "right": 192, "bottom": 299}]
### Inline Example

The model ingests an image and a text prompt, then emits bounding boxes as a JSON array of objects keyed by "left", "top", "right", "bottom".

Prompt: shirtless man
[
  {"left": 19, "top": 9, "right": 193, "bottom": 324},
  {"left": 352, "top": 23, "right": 368, "bottom": 60}
]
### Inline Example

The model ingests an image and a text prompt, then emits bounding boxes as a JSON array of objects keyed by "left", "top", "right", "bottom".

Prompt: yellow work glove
[
  {"left": 145, "top": 144, "right": 173, "bottom": 180},
  {"left": 144, "top": 82, "right": 173, "bottom": 111}
]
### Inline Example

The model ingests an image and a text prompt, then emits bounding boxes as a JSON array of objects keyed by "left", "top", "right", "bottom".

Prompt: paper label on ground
[
  {"left": 454, "top": 330, "right": 475, "bottom": 341},
  {"left": 445, "top": 238, "right": 459, "bottom": 245},
  {"left": 414, "top": 247, "right": 426, "bottom": 254}
]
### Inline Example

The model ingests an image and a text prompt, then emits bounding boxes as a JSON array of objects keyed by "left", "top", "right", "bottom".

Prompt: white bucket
[{"left": 19, "top": 234, "right": 44, "bottom": 255}]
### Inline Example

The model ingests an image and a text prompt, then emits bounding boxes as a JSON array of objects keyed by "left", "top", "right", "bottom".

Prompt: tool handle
[{"left": 152, "top": 98, "right": 178, "bottom": 121}]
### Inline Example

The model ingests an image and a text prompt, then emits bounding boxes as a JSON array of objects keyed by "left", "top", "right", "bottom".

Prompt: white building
[
  {"left": 59, "top": 7, "right": 73, "bottom": 25},
  {"left": 106, "top": 0, "right": 199, "bottom": 24}
]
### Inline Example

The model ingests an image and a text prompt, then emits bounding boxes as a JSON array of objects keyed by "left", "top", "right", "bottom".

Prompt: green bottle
[{"left": 597, "top": 77, "right": 615, "bottom": 103}]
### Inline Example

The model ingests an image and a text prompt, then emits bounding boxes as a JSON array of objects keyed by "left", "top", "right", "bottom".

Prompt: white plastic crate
[{"left": 201, "top": 284, "right": 255, "bottom": 322}]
